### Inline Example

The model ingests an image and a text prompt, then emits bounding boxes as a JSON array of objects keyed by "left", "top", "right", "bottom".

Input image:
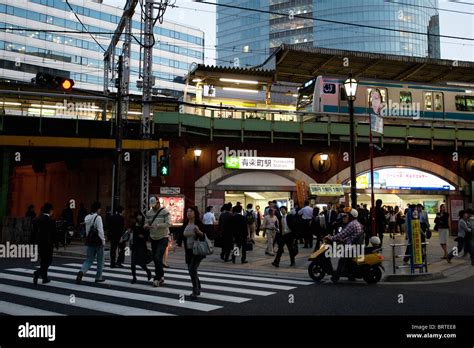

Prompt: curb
[{"left": 383, "top": 272, "right": 446, "bottom": 282}]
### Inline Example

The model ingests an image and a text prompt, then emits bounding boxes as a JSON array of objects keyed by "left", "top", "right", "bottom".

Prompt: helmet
[
  {"left": 149, "top": 196, "right": 157, "bottom": 206},
  {"left": 349, "top": 209, "right": 358, "bottom": 218},
  {"left": 369, "top": 236, "right": 381, "bottom": 246}
]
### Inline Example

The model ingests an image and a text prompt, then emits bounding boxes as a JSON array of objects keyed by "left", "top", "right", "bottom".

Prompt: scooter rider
[{"left": 326, "top": 208, "right": 364, "bottom": 282}]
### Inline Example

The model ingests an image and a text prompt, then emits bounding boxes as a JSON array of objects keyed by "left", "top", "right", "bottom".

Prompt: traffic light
[
  {"left": 32, "top": 73, "right": 74, "bottom": 91},
  {"left": 160, "top": 148, "right": 170, "bottom": 176}
]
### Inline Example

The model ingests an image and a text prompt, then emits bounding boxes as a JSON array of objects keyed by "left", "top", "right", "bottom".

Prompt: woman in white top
[{"left": 263, "top": 208, "right": 279, "bottom": 256}]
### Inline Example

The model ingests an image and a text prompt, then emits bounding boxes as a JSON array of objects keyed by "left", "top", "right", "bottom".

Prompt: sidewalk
[{"left": 54, "top": 232, "right": 473, "bottom": 283}]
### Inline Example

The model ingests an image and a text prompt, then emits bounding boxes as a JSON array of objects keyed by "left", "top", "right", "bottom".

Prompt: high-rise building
[
  {"left": 0, "top": 0, "right": 205, "bottom": 94},
  {"left": 217, "top": 0, "right": 441, "bottom": 67}
]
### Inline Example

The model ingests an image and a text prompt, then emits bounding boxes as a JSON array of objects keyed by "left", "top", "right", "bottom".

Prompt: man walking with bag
[
  {"left": 109, "top": 206, "right": 126, "bottom": 268},
  {"left": 272, "top": 206, "right": 296, "bottom": 267},
  {"left": 144, "top": 196, "right": 170, "bottom": 287}
]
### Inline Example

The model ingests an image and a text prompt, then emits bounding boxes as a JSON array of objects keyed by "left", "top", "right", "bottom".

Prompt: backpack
[
  {"left": 246, "top": 211, "right": 255, "bottom": 225},
  {"left": 85, "top": 215, "right": 102, "bottom": 247}
]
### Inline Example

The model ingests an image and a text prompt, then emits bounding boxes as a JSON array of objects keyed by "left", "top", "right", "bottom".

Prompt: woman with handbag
[
  {"left": 129, "top": 211, "right": 152, "bottom": 284},
  {"left": 177, "top": 206, "right": 206, "bottom": 299}
]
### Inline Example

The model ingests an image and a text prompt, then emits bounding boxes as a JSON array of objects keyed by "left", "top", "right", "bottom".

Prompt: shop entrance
[{"left": 224, "top": 191, "right": 292, "bottom": 210}]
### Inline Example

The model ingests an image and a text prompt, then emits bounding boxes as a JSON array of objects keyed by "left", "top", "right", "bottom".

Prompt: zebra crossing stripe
[
  {"left": 96, "top": 264, "right": 313, "bottom": 286},
  {"left": 10, "top": 268, "right": 250, "bottom": 304},
  {"left": 42, "top": 265, "right": 276, "bottom": 296},
  {"left": 62, "top": 263, "right": 296, "bottom": 290},
  {"left": 1, "top": 271, "right": 221, "bottom": 312},
  {"left": 0, "top": 281, "right": 172, "bottom": 316},
  {"left": 0, "top": 300, "right": 65, "bottom": 316}
]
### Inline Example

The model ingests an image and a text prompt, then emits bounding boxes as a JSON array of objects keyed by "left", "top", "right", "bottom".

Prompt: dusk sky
[{"left": 103, "top": 0, "right": 474, "bottom": 64}]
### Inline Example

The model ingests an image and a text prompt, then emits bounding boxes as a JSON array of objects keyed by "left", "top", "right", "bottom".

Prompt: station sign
[
  {"left": 309, "top": 184, "right": 344, "bottom": 196},
  {"left": 224, "top": 156, "right": 295, "bottom": 171}
]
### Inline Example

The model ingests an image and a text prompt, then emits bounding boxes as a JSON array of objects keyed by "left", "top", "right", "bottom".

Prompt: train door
[{"left": 423, "top": 91, "right": 444, "bottom": 119}]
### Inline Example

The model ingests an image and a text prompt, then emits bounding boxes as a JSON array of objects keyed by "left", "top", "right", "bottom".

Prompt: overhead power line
[
  {"left": 196, "top": 0, "right": 474, "bottom": 42},
  {"left": 64, "top": 0, "right": 106, "bottom": 52}
]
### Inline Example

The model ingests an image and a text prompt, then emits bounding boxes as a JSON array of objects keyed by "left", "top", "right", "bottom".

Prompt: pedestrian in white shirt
[
  {"left": 298, "top": 200, "right": 314, "bottom": 248},
  {"left": 76, "top": 201, "right": 106, "bottom": 284},
  {"left": 203, "top": 206, "right": 217, "bottom": 239}
]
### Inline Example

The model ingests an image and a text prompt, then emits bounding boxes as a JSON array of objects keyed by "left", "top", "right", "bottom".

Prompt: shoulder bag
[
  {"left": 193, "top": 231, "right": 214, "bottom": 256},
  {"left": 85, "top": 215, "right": 102, "bottom": 247}
]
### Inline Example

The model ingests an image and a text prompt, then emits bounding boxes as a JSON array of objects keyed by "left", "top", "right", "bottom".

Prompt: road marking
[
  {"left": 0, "top": 281, "right": 172, "bottom": 316},
  {"left": 0, "top": 271, "right": 221, "bottom": 312},
  {"left": 10, "top": 268, "right": 250, "bottom": 304},
  {"left": 0, "top": 300, "right": 65, "bottom": 316},
  {"left": 62, "top": 263, "right": 295, "bottom": 290},
  {"left": 37, "top": 265, "right": 276, "bottom": 296},
  {"left": 64, "top": 263, "right": 313, "bottom": 285}
]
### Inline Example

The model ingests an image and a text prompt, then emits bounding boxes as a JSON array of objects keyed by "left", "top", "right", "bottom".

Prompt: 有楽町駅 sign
[{"left": 225, "top": 156, "right": 295, "bottom": 170}]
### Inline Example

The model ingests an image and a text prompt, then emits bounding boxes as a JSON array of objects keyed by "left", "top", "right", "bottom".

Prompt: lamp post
[{"left": 344, "top": 73, "right": 358, "bottom": 209}]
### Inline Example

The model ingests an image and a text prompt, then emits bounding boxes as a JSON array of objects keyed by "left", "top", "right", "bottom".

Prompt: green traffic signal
[
  {"left": 160, "top": 153, "right": 170, "bottom": 176},
  {"left": 160, "top": 166, "right": 169, "bottom": 176}
]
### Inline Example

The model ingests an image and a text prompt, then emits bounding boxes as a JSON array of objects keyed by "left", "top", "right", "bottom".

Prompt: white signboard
[
  {"left": 225, "top": 156, "right": 295, "bottom": 171},
  {"left": 160, "top": 187, "right": 181, "bottom": 195}
]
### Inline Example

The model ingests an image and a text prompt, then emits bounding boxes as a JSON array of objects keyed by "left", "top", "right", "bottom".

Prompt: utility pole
[
  {"left": 140, "top": 0, "right": 155, "bottom": 214},
  {"left": 112, "top": 55, "right": 124, "bottom": 214}
]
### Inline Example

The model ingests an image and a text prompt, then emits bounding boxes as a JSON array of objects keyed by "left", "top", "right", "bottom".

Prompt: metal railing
[{"left": 390, "top": 241, "right": 429, "bottom": 274}]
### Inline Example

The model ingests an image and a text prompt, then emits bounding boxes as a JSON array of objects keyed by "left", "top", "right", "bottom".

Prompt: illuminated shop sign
[
  {"left": 356, "top": 168, "right": 455, "bottom": 191},
  {"left": 225, "top": 156, "right": 295, "bottom": 171}
]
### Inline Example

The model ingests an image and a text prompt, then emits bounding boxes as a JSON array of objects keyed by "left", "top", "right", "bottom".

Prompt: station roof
[
  {"left": 263, "top": 44, "right": 474, "bottom": 85},
  {"left": 186, "top": 64, "right": 276, "bottom": 91}
]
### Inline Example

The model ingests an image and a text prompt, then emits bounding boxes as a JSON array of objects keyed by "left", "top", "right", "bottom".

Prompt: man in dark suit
[
  {"left": 231, "top": 205, "right": 249, "bottom": 264},
  {"left": 33, "top": 203, "right": 57, "bottom": 285},
  {"left": 272, "top": 206, "right": 297, "bottom": 267},
  {"left": 219, "top": 203, "right": 234, "bottom": 262},
  {"left": 109, "top": 206, "right": 126, "bottom": 268}
]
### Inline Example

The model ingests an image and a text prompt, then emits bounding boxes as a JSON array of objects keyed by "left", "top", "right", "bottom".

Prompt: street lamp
[
  {"left": 344, "top": 73, "right": 358, "bottom": 209},
  {"left": 194, "top": 148, "right": 202, "bottom": 163}
]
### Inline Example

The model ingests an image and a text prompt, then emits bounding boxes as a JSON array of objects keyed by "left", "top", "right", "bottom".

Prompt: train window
[
  {"left": 400, "top": 91, "right": 412, "bottom": 103},
  {"left": 424, "top": 92, "right": 432, "bottom": 111},
  {"left": 466, "top": 97, "right": 474, "bottom": 112},
  {"left": 434, "top": 93, "right": 443, "bottom": 111},
  {"left": 340, "top": 87, "right": 347, "bottom": 101},
  {"left": 455, "top": 96, "right": 474, "bottom": 112}
]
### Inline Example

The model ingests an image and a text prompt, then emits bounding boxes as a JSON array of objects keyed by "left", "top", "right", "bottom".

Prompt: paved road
[{"left": 0, "top": 257, "right": 473, "bottom": 316}]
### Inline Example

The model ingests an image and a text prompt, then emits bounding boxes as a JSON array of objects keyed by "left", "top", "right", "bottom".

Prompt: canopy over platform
[{"left": 263, "top": 44, "right": 474, "bottom": 85}]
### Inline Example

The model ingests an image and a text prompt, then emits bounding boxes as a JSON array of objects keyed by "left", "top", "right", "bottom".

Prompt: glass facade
[
  {"left": 0, "top": 1, "right": 205, "bottom": 92},
  {"left": 216, "top": 0, "right": 441, "bottom": 67},
  {"left": 216, "top": 0, "right": 270, "bottom": 67}
]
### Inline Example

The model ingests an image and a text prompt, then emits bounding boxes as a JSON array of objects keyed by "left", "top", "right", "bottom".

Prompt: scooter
[{"left": 307, "top": 238, "right": 385, "bottom": 284}]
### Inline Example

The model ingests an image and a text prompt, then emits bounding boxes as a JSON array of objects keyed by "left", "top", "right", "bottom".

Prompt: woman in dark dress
[{"left": 130, "top": 211, "right": 152, "bottom": 283}]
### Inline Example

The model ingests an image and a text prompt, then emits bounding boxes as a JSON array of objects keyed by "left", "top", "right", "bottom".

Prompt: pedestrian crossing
[{"left": 0, "top": 262, "right": 313, "bottom": 316}]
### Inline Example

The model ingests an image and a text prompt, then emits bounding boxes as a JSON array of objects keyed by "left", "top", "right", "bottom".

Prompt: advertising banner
[{"left": 156, "top": 196, "right": 185, "bottom": 225}]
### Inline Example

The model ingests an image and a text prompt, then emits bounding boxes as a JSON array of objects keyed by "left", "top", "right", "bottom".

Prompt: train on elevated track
[{"left": 297, "top": 75, "right": 474, "bottom": 122}]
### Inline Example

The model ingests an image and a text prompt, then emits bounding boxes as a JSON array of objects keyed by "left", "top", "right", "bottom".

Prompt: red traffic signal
[{"left": 33, "top": 73, "right": 74, "bottom": 91}]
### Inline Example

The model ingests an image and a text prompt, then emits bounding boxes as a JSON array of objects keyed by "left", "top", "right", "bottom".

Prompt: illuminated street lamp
[
  {"left": 194, "top": 148, "right": 202, "bottom": 164},
  {"left": 344, "top": 73, "right": 358, "bottom": 209}
]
